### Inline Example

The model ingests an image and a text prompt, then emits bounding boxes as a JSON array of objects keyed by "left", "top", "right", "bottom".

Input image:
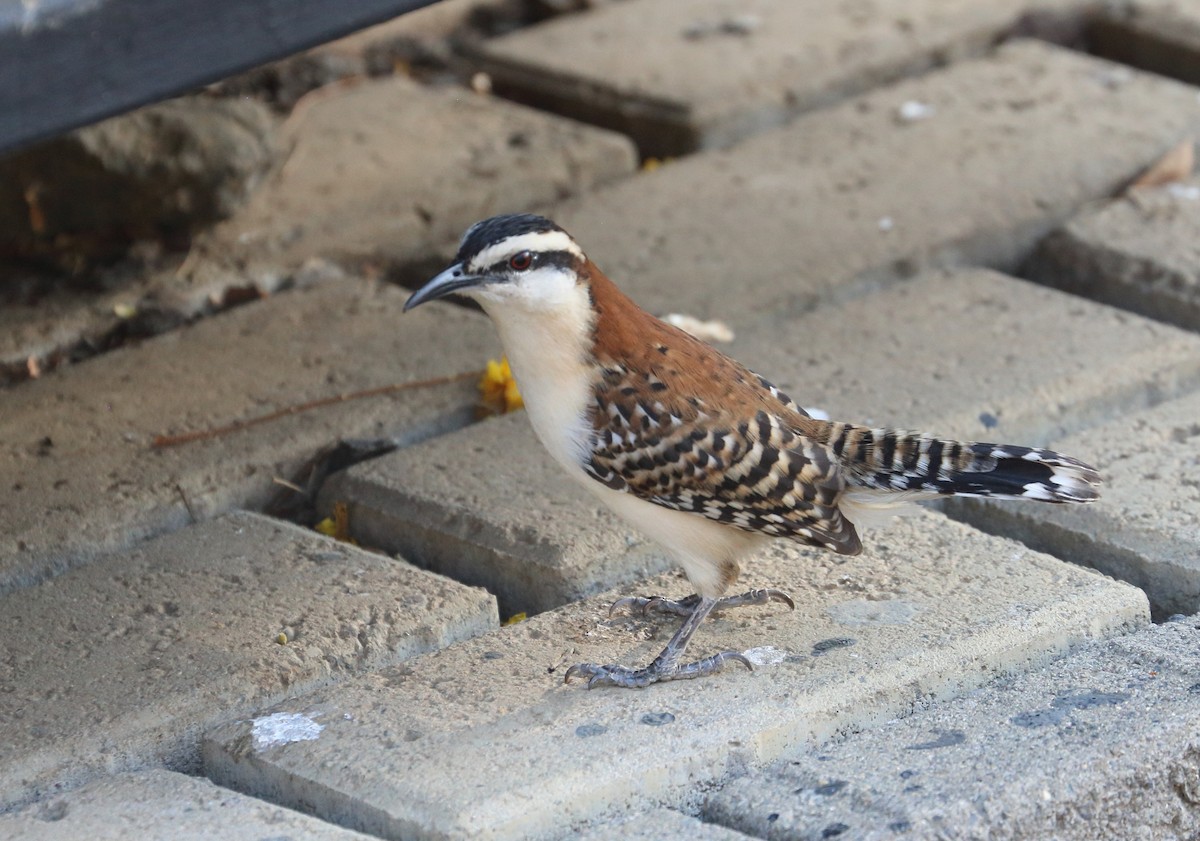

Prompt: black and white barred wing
[{"left": 585, "top": 378, "right": 862, "bottom": 555}]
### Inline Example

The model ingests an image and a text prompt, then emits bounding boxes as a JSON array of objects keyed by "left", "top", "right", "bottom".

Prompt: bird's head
[{"left": 404, "top": 214, "right": 588, "bottom": 314}]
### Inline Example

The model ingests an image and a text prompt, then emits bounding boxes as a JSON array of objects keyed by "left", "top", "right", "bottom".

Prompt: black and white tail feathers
[{"left": 825, "top": 423, "right": 1101, "bottom": 504}]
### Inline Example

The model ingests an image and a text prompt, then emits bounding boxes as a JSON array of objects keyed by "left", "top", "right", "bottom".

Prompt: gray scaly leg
[
  {"left": 609, "top": 588, "right": 795, "bottom": 618},
  {"left": 565, "top": 596, "right": 752, "bottom": 689}
]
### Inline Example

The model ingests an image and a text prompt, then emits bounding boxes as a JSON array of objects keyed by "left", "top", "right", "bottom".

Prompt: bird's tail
[{"left": 824, "top": 423, "right": 1101, "bottom": 503}]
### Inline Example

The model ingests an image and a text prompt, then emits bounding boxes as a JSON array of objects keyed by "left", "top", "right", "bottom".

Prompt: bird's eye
[{"left": 509, "top": 251, "right": 533, "bottom": 271}]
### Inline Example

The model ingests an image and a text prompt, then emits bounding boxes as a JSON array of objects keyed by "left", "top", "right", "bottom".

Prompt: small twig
[
  {"left": 271, "top": 476, "right": 305, "bottom": 493},
  {"left": 151, "top": 369, "right": 481, "bottom": 449},
  {"left": 175, "top": 484, "right": 197, "bottom": 523}
]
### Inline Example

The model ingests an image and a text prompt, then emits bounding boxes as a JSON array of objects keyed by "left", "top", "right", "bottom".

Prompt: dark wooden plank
[{"left": 0, "top": 0, "right": 440, "bottom": 154}]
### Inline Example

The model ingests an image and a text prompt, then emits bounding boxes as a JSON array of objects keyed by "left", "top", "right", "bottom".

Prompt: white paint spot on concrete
[
  {"left": 877, "top": 216, "right": 895, "bottom": 232},
  {"left": 1167, "top": 183, "right": 1200, "bottom": 201},
  {"left": 827, "top": 599, "right": 920, "bottom": 626},
  {"left": 743, "top": 645, "right": 790, "bottom": 666},
  {"left": 1095, "top": 66, "right": 1133, "bottom": 89},
  {"left": 896, "top": 101, "right": 935, "bottom": 122},
  {"left": 252, "top": 712, "right": 324, "bottom": 751}
]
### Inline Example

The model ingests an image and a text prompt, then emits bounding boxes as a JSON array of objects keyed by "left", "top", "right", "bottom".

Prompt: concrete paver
[
  {"left": 702, "top": 617, "right": 1200, "bottom": 841},
  {"left": 321, "top": 268, "right": 1200, "bottom": 616},
  {"left": 215, "top": 74, "right": 637, "bottom": 273},
  {"left": 203, "top": 512, "right": 1146, "bottom": 841},
  {"left": 1025, "top": 178, "right": 1200, "bottom": 331},
  {"left": 520, "top": 40, "right": 1200, "bottom": 327},
  {"left": 724, "top": 268, "right": 1200, "bottom": 446},
  {"left": 574, "top": 808, "right": 754, "bottom": 840},
  {"left": 468, "top": 0, "right": 1087, "bottom": 156},
  {"left": 0, "top": 769, "right": 373, "bottom": 840},
  {"left": 320, "top": 411, "right": 668, "bottom": 617},
  {"left": 0, "top": 511, "right": 496, "bottom": 810},
  {"left": 0, "top": 279, "right": 498, "bottom": 594},
  {"left": 949, "top": 391, "right": 1200, "bottom": 619}
]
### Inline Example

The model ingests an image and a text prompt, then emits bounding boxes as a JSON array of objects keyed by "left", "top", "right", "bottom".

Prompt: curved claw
[
  {"left": 608, "top": 596, "right": 648, "bottom": 617},
  {"left": 759, "top": 588, "right": 796, "bottom": 611},
  {"left": 609, "top": 595, "right": 701, "bottom": 619},
  {"left": 721, "top": 651, "right": 755, "bottom": 672},
  {"left": 563, "top": 663, "right": 592, "bottom": 684},
  {"left": 564, "top": 662, "right": 642, "bottom": 689}
]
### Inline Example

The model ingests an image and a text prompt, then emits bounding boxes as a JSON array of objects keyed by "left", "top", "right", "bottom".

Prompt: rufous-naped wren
[{"left": 405, "top": 214, "right": 1101, "bottom": 689}]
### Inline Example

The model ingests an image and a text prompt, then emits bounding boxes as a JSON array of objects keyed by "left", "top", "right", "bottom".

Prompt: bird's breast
[{"left": 481, "top": 290, "right": 599, "bottom": 477}]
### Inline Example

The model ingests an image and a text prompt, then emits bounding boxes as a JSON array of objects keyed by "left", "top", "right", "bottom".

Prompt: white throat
[{"left": 476, "top": 280, "right": 597, "bottom": 472}]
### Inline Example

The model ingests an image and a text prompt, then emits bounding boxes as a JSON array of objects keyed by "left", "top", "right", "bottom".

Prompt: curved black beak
[{"left": 404, "top": 263, "right": 484, "bottom": 312}]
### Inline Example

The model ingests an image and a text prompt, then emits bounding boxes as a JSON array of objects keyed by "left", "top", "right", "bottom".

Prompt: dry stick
[{"left": 151, "top": 369, "right": 481, "bottom": 449}]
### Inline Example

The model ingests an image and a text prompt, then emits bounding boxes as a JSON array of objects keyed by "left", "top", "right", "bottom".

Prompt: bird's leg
[
  {"left": 610, "top": 587, "right": 795, "bottom": 618},
  {"left": 565, "top": 595, "right": 752, "bottom": 689}
]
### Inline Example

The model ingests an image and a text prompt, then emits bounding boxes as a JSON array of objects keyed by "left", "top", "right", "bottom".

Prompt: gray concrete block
[
  {"left": 216, "top": 75, "right": 638, "bottom": 272},
  {"left": 202, "top": 512, "right": 1146, "bottom": 841},
  {"left": 0, "top": 511, "right": 497, "bottom": 809},
  {"left": 320, "top": 411, "right": 667, "bottom": 617},
  {"left": 949, "top": 391, "right": 1200, "bottom": 619},
  {"left": 1025, "top": 179, "right": 1200, "bottom": 331},
  {"left": 0, "top": 278, "right": 500, "bottom": 593},
  {"left": 535, "top": 40, "right": 1200, "bottom": 327},
  {"left": 725, "top": 268, "right": 1200, "bottom": 447},
  {"left": 321, "top": 269, "right": 1200, "bottom": 617},
  {"left": 468, "top": 0, "right": 1087, "bottom": 156},
  {"left": 0, "top": 769, "right": 374, "bottom": 840},
  {"left": 574, "top": 808, "right": 755, "bottom": 840},
  {"left": 702, "top": 618, "right": 1200, "bottom": 841}
]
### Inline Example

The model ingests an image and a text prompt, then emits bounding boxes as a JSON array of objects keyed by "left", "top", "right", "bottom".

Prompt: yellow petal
[{"left": 504, "top": 377, "right": 524, "bottom": 411}]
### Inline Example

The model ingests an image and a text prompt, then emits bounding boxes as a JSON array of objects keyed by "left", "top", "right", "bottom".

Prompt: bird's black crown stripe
[{"left": 457, "top": 214, "right": 565, "bottom": 261}]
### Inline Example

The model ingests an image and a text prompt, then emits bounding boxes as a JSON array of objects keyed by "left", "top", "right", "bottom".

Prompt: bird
[{"left": 404, "top": 213, "right": 1101, "bottom": 689}]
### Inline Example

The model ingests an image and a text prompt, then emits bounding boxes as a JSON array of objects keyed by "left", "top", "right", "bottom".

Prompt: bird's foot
[
  {"left": 609, "top": 588, "right": 795, "bottom": 619},
  {"left": 564, "top": 650, "right": 752, "bottom": 689}
]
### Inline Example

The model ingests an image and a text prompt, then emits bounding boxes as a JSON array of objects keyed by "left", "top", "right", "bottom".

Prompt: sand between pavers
[
  {"left": 527, "top": 40, "right": 1200, "bottom": 326},
  {"left": 0, "top": 769, "right": 374, "bottom": 841},
  {"left": 0, "top": 512, "right": 496, "bottom": 810},
  {"left": 702, "top": 618, "right": 1200, "bottom": 840},
  {"left": 203, "top": 512, "right": 1147, "bottom": 841},
  {"left": 950, "top": 391, "right": 1200, "bottom": 620},
  {"left": 319, "top": 269, "right": 1200, "bottom": 616},
  {"left": 469, "top": 0, "right": 1087, "bottom": 155},
  {"left": 0, "top": 280, "right": 498, "bottom": 595}
]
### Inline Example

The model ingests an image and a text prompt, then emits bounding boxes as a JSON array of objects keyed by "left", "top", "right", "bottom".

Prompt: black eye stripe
[
  {"left": 478, "top": 250, "right": 578, "bottom": 275},
  {"left": 539, "top": 251, "right": 579, "bottom": 270}
]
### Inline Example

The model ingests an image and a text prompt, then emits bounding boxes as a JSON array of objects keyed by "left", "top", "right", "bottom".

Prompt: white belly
[{"left": 585, "top": 480, "right": 766, "bottom": 597}]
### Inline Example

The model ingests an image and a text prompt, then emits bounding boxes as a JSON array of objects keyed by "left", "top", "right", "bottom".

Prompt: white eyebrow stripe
[{"left": 469, "top": 230, "right": 583, "bottom": 271}]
